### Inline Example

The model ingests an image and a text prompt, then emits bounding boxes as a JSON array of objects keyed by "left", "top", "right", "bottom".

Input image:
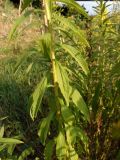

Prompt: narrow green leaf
[
  {"left": 55, "top": 61, "right": 70, "bottom": 106},
  {"left": 56, "top": 130, "right": 67, "bottom": 160},
  {"left": 71, "top": 89, "right": 90, "bottom": 122},
  {"left": 38, "top": 112, "right": 54, "bottom": 145},
  {"left": 18, "top": 147, "right": 34, "bottom": 160},
  {"left": 30, "top": 75, "right": 48, "bottom": 120},
  {"left": 44, "top": 140, "right": 55, "bottom": 160},
  {"left": 0, "top": 138, "right": 23, "bottom": 144},
  {"left": 61, "top": 44, "right": 89, "bottom": 75},
  {"left": 65, "top": 125, "right": 79, "bottom": 160},
  {"left": 8, "top": 10, "right": 32, "bottom": 40},
  {"left": 54, "top": 14, "right": 89, "bottom": 46}
]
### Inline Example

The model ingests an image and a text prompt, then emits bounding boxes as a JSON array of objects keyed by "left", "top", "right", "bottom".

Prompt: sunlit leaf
[
  {"left": 61, "top": 44, "right": 89, "bottom": 75},
  {"left": 61, "top": 106, "right": 75, "bottom": 125},
  {"left": 54, "top": 14, "right": 88, "bottom": 46},
  {"left": 18, "top": 147, "right": 34, "bottom": 160},
  {"left": 56, "top": 130, "right": 67, "bottom": 159},
  {"left": 55, "top": 61, "right": 70, "bottom": 106},
  {"left": 71, "top": 89, "right": 90, "bottom": 122},
  {"left": 0, "top": 125, "right": 4, "bottom": 138},
  {"left": 30, "top": 75, "right": 48, "bottom": 120},
  {"left": 0, "top": 138, "right": 23, "bottom": 144},
  {"left": 38, "top": 112, "right": 54, "bottom": 145}
]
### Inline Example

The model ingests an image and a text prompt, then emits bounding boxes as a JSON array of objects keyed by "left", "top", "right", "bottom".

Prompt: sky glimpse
[{"left": 76, "top": 1, "right": 118, "bottom": 15}]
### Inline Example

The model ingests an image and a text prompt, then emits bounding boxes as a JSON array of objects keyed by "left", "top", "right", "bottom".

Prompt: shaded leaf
[
  {"left": 54, "top": 0, "right": 88, "bottom": 18},
  {"left": 44, "top": 140, "right": 55, "bottom": 160},
  {"left": 22, "top": 0, "right": 33, "bottom": 12}
]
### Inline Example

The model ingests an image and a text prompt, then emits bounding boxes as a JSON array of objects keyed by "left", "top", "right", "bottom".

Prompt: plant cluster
[{"left": 0, "top": 0, "right": 120, "bottom": 159}]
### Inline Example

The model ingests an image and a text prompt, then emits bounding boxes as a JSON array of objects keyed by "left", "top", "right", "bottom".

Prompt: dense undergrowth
[{"left": 0, "top": 0, "right": 120, "bottom": 160}]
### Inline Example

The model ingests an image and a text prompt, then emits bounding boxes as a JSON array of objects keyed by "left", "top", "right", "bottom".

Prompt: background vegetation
[{"left": 0, "top": 0, "right": 120, "bottom": 159}]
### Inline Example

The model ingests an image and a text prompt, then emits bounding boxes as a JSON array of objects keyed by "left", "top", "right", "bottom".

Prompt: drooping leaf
[
  {"left": 54, "top": 14, "right": 89, "bottom": 46},
  {"left": 38, "top": 112, "right": 54, "bottom": 145},
  {"left": 55, "top": 61, "right": 70, "bottom": 106},
  {"left": 54, "top": 0, "right": 88, "bottom": 18},
  {"left": 71, "top": 89, "right": 90, "bottom": 122},
  {"left": 18, "top": 147, "right": 34, "bottom": 160},
  {"left": 65, "top": 125, "right": 79, "bottom": 160},
  {"left": 30, "top": 75, "right": 48, "bottom": 120},
  {"left": 56, "top": 130, "right": 67, "bottom": 160},
  {"left": 61, "top": 44, "right": 89, "bottom": 75},
  {"left": 44, "top": 140, "right": 55, "bottom": 160},
  {"left": 0, "top": 138, "right": 23, "bottom": 144},
  {"left": 8, "top": 10, "right": 32, "bottom": 40}
]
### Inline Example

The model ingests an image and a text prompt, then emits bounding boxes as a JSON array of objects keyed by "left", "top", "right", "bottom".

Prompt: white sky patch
[{"left": 76, "top": 1, "right": 115, "bottom": 15}]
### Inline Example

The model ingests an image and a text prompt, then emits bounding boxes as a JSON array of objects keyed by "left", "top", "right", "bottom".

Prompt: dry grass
[{"left": 0, "top": 1, "right": 41, "bottom": 59}]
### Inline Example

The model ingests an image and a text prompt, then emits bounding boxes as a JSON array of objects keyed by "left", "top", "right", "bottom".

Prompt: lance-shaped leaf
[
  {"left": 18, "top": 147, "right": 34, "bottom": 160},
  {"left": 61, "top": 44, "right": 89, "bottom": 75},
  {"left": 38, "top": 112, "right": 54, "bottom": 145},
  {"left": 54, "top": 14, "right": 89, "bottom": 46},
  {"left": 30, "top": 75, "right": 48, "bottom": 120},
  {"left": 44, "top": 140, "right": 55, "bottom": 160},
  {"left": 56, "top": 130, "right": 67, "bottom": 159},
  {"left": 71, "top": 89, "right": 90, "bottom": 122},
  {"left": 8, "top": 10, "right": 32, "bottom": 40},
  {"left": 54, "top": 0, "right": 88, "bottom": 18},
  {"left": 55, "top": 61, "right": 70, "bottom": 106},
  {"left": 0, "top": 138, "right": 23, "bottom": 144},
  {"left": 63, "top": 124, "right": 79, "bottom": 160}
]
